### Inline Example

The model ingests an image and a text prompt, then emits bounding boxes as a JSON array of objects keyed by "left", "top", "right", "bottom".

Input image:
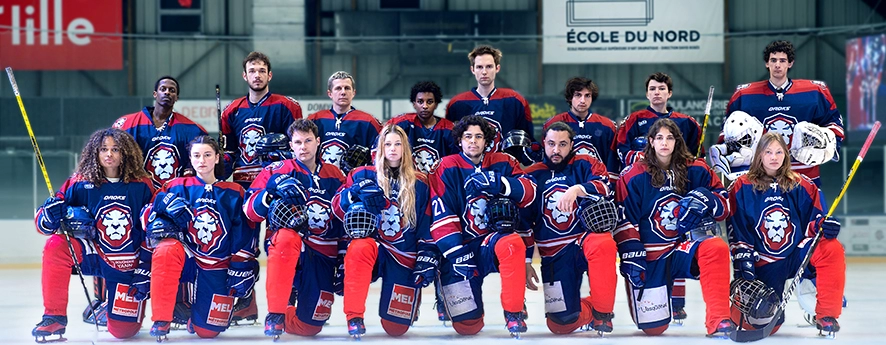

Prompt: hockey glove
[
  {"left": 818, "top": 216, "right": 841, "bottom": 240},
  {"left": 127, "top": 264, "right": 151, "bottom": 301},
  {"left": 466, "top": 171, "right": 503, "bottom": 197},
  {"left": 154, "top": 192, "right": 193, "bottom": 230},
  {"left": 350, "top": 179, "right": 387, "bottom": 214},
  {"left": 40, "top": 197, "right": 66, "bottom": 230},
  {"left": 619, "top": 242, "right": 647, "bottom": 289},
  {"left": 444, "top": 245, "right": 479, "bottom": 281},
  {"left": 411, "top": 249, "right": 440, "bottom": 288},
  {"left": 266, "top": 173, "right": 308, "bottom": 206},
  {"left": 227, "top": 260, "right": 259, "bottom": 298},
  {"left": 333, "top": 254, "right": 345, "bottom": 296},
  {"left": 733, "top": 248, "right": 757, "bottom": 281}
]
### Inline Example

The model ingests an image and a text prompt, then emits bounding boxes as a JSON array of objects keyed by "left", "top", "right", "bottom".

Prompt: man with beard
[
  {"left": 221, "top": 51, "right": 304, "bottom": 324},
  {"left": 108, "top": 76, "right": 207, "bottom": 328},
  {"left": 387, "top": 81, "right": 457, "bottom": 174}
]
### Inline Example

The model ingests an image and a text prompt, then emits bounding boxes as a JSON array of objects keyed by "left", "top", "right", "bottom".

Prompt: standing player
[
  {"left": 615, "top": 119, "right": 733, "bottom": 337},
  {"left": 331, "top": 125, "right": 435, "bottom": 338},
  {"left": 719, "top": 40, "right": 844, "bottom": 186},
  {"left": 32, "top": 128, "right": 154, "bottom": 341},
  {"left": 544, "top": 77, "right": 619, "bottom": 184},
  {"left": 522, "top": 122, "right": 618, "bottom": 335},
  {"left": 428, "top": 115, "right": 536, "bottom": 337},
  {"left": 243, "top": 119, "right": 347, "bottom": 339},
  {"left": 615, "top": 73, "right": 703, "bottom": 319},
  {"left": 308, "top": 71, "right": 382, "bottom": 172},
  {"left": 727, "top": 132, "right": 845, "bottom": 336},
  {"left": 446, "top": 45, "right": 534, "bottom": 150},
  {"left": 387, "top": 81, "right": 458, "bottom": 174}
]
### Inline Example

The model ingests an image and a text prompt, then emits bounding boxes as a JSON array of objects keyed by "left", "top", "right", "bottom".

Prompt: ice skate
[
  {"left": 672, "top": 306, "right": 687, "bottom": 325},
  {"left": 170, "top": 301, "right": 191, "bottom": 330},
  {"left": 434, "top": 301, "right": 450, "bottom": 326},
  {"left": 32, "top": 316, "right": 67, "bottom": 343},
  {"left": 504, "top": 310, "right": 527, "bottom": 339},
  {"left": 264, "top": 313, "right": 285, "bottom": 341},
  {"left": 150, "top": 321, "right": 171, "bottom": 343},
  {"left": 816, "top": 316, "right": 840, "bottom": 339},
  {"left": 706, "top": 319, "right": 736, "bottom": 339},
  {"left": 231, "top": 295, "right": 259, "bottom": 326},
  {"left": 347, "top": 317, "right": 366, "bottom": 340},
  {"left": 588, "top": 309, "right": 614, "bottom": 337},
  {"left": 81, "top": 300, "right": 107, "bottom": 327}
]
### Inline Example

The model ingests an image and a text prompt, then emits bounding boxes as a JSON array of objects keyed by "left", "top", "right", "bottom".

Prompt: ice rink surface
[{"left": 1, "top": 259, "right": 883, "bottom": 345}]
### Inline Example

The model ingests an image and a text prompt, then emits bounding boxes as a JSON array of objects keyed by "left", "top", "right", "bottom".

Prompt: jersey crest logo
[
  {"left": 463, "top": 195, "right": 489, "bottom": 236},
  {"left": 146, "top": 142, "right": 181, "bottom": 188},
  {"left": 112, "top": 117, "right": 126, "bottom": 129},
  {"left": 483, "top": 117, "right": 504, "bottom": 151},
  {"left": 379, "top": 204, "right": 404, "bottom": 239},
  {"left": 306, "top": 198, "right": 332, "bottom": 234},
  {"left": 763, "top": 113, "right": 798, "bottom": 147},
  {"left": 755, "top": 204, "right": 794, "bottom": 254},
  {"left": 811, "top": 80, "right": 828, "bottom": 89},
  {"left": 96, "top": 202, "right": 133, "bottom": 250},
  {"left": 735, "top": 83, "right": 751, "bottom": 91},
  {"left": 239, "top": 124, "right": 266, "bottom": 164},
  {"left": 542, "top": 184, "right": 577, "bottom": 235},
  {"left": 320, "top": 138, "right": 348, "bottom": 168},
  {"left": 189, "top": 206, "right": 227, "bottom": 255},
  {"left": 649, "top": 193, "right": 680, "bottom": 241},
  {"left": 413, "top": 145, "right": 441, "bottom": 174},
  {"left": 574, "top": 142, "right": 602, "bottom": 161}
]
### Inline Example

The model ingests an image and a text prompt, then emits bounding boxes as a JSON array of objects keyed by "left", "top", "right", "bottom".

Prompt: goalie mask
[
  {"left": 145, "top": 213, "right": 185, "bottom": 249},
  {"left": 343, "top": 203, "right": 379, "bottom": 239},
  {"left": 256, "top": 133, "right": 289, "bottom": 157},
  {"left": 484, "top": 197, "right": 518, "bottom": 233},
  {"left": 723, "top": 111, "right": 764, "bottom": 153},
  {"left": 62, "top": 206, "right": 96, "bottom": 240},
  {"left": 680, "top": 214, "right": 721, "bottom": 242},
  {"left": 502, "top": 130, "right": 531, "bottom": 156},
  {"left": 341, "top": 145, "right": 371, "bottom": 175},
  {"left": 791, "top": 121, "right": 837, "bottom": 166},
  {"left": 578, "top": 196, "right": 618, "bottom": 233},
  {"left": 268, "top": 199, "right": 308, "bottom": 233},
  {"left": 730, "top": 279, "right": 779, "bottom": 320}
]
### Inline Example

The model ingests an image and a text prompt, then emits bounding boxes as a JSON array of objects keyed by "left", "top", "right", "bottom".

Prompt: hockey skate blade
[{"left": 34, "top": 335, "right": 67, "bottom": 344}]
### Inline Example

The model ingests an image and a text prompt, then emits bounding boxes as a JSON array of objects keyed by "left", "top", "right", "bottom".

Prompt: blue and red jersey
[
  {"left": 112, "top": 108, "right": 208, "bottom": 189},
  {"left": 446, "top": 87, "right": 534, "bottom": 150},
  {"left": 545, "top": 111, "right": 620, "bottom": 182},
  {"left": 331, "top": 166, "right": 435, "bottom": 269},
  {"left": 386, "top": 113, "right": 458, "bottom": 174},
  {"left": 614, "top": 159, "right": 729, "bottom": 261},
  {"left": 616, "top": 106, "right": 702, "bottom": 168},
  {"left": 725, "top": 79, "right": 845, "bottom": 182},
  {"left": 428, "top": 152, "right": 537, "bottom": 255},
  {"left": 221, "top": 93, "right": 303, "bottom": 185},
  {"left": 727, "top": 174, "right": 826, "bottom": 265},
  {"left": 308, "top": 107, "right": 382, "bottom": 171}
]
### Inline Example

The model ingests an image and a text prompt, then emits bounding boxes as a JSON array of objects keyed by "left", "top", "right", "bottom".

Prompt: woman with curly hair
[
  {"left": 615, "top": 118, "right": 734, "bottom": 337},
  {"left": 32, "top": 128, "right": 154, "bottom": 341}
]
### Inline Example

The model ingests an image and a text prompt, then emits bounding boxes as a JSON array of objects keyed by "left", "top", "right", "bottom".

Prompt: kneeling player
[
  {"left": 32, "top": 128, "right": 154, "bottom": 342},
  {"left": 428, "top": 116, "right": 536, "bottom": 337},
  {"left": 522, "top": 122, "right": 618, "bottom": 335},
  {"left": 615, "top": 119, "right": 734, "bottom": 337},
  {"left": 727, "top": 132, "right": 845, "bottom": 337},
  {"left": 144, "top": 136, "right": 259, "bottom": 341},
  {"left": 332, "top": 125, "right": 436, "bottom": 338}
]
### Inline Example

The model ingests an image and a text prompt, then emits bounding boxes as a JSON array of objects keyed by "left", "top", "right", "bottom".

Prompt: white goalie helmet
[
  {"left": 791, "top": 121, "right": 837, "bottom": 166},
  {"left": 723, "top": 111, "right": 764, "bottom": 153}
]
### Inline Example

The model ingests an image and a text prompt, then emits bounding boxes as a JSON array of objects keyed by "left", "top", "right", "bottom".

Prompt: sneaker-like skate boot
[
  {"left": 504, "top": 310, "right": 527, "bottom": 339},
  {"left": 231, "top": 295, "right": 259, "bottom": 325},
  {"left": 816, "top": 316, "right": 840, "bottom": 338},
  {"left": 672, "top": 307, "right": 687, "bottom": 325},
  {"left": 707, "top": 319, "right": 736, "bottom": 338},
  {"left": 588, "top": 309, "right": 614, "bottom": 336},
  {"left": 347, "top": 317, "right": 366, "bottom": 340},
  {"left": 150, "top": 321, "right": 171, "bottom": 342},
  {"left": 32, "top": 315, "right": 67, "bottom": 343},
  {"left": 265, "top": 313, "right": 285, "bottom": 340}
]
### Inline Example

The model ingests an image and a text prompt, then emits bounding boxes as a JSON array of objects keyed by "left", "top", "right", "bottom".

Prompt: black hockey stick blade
[{"left": 729, "top": 310, "right": 780, "bottom": 342}]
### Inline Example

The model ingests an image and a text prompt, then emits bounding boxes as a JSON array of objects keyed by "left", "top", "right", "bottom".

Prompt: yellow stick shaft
[{"left": 6, "top": 67, "right": 53, "bottom": 195}]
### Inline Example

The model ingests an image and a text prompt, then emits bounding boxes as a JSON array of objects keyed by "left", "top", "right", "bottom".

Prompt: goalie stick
[{"left": 730, "top": 121, "right": 881, "bottom": 342}]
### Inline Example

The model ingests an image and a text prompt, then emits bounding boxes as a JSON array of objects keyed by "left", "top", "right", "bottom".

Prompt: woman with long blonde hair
[
  {"left": 727, "top": 132, "right": 845, "bottom": 335},
  {"left": 332, "top": 124, "right": 437, "bottom": 338}
]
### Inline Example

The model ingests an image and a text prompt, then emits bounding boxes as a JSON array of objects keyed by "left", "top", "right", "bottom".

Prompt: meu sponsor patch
[
  {"left": 207, "top": 294, "right": 234, "bottom": 327},
  {"left": 386, "top": 284, "right": 416, "bottom": 319},
  {"left": 312, "top": 291, "right": 334, "bottom": 321},
  {"left": 111, "top": 283, "right": 141, "bottom": 318}
]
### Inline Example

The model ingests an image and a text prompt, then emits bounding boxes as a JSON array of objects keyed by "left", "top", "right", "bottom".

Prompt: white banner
[
  {"left": 543, "top": 0, "right": 724, "bottom": 64},
  {"left": 174, "top": 99, "right": 385, "bottom": 133}
]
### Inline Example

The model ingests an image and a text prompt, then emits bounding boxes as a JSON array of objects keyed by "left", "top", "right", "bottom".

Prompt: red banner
[{"left": 0, "top": 0, "right": 122, "bottom": 70}]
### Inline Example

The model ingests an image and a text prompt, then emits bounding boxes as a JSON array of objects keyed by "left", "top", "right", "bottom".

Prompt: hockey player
[
  {"left": 615, "top": 119, "right": 734, "bottom": 337},
  {"left": 428, "top": 115, "right": 536, "bottom": 337},
  {"left": 615, "top": 72, "right": 703, "bottom": 320},
  {"left": 446, "top": 45, "right": 534, "bottom": 151},
  {"left": 308, "top": 71, "right": 382, "bottom": 172},
  {"left": 544, "top": 77, "right": 619, "bottom": 184},
  {"left": 243, "top": 119, "right": 347, "bottom": 339},
  {"left": 522, "top": 122, "right": 618, "bottom": 335},
  {"left": 220, "top": 51, "right": 303, "bottom": 322},
  {"left": 110, "top": 75, "right": 208, "bottom": 328},
  {"left": 387, "top": 81, "right": 458, "bottom": 174},
  {"left": 144, "top": 135, "right": 259, "bottom": 340},
  {"left": 32, "top": 128, "right": 154, "bottom": 341},
  {"left": 727, "top": 132, "right": 845, "bottom": 336},
  {"left": 331, "top": 125, "right": 436, "bottom": 338},
  {"left": 719, "top": 40, "right": 844, "bottom": 186}
]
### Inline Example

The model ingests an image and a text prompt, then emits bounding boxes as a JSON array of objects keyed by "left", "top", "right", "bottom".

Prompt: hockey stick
[
  {"left": 216, "top": 84, "right": 224, "bottom": 147},
  {"left": 697, "top": 86, "right": 714, "bottom": 157},
  {"left": 6, "top": 67, "right": 100, "bottom": 336},
  {"left": 730, "top": 121, "right": 881, "bottom": 342}
]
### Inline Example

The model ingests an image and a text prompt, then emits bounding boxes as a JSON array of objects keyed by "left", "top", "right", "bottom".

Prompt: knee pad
[
  {"left": 642, "top": 324, "right": 668, "bottom": 336},
  {"left": 348, "top": 238, "right": 378, "bottom": 257},
  {"left": 107, "top": 319, "right": 140, "bottom": 339},
  {"left": 813, "top": 239, "right": 846, "bottom": 262},
  {"left": 193, "top": 324, "right": 220, "bottom": 338},
  {"left": 581, "top": 232, "right": 617, "bottom": 257},
  {"left": 453, "top": 317, "right": 484, "bottom": 335},
  {"left": 154, "top": 238, "right": 186, "bottom": 258},
  {"left": 381, "top": 319, "right": 409, "bottom": 337},
  {"left": 494, "top": 233, "right": 526, "bottom": 258},
  {"left": 269, "top": 228, "right": 303, "bottom": 251},
  {"left": 45, "top": 234, "right": 82, "bottom": 263}
]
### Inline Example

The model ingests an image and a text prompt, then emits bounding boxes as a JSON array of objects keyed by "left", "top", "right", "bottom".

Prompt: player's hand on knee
[
  {"left": 266, "top": 174, "right": 308, "bottom": 206},
  {"left": 227, "top": 260, "right": 259, "bottom": 298},
  {"left": 411, "top": 249, "right": 440, "bottom": 288},
  {"left": 818, "top": 216, "right": 841, "bottom": 240},
  {"left": 444, "top": 245, "right": 479, "bottom": 281},
  {"left": 127, "top": 266, "right": 152, "bottom": 301},
  {"left": 349, "top": 179, "right": 386, "bottom": 214},
  {"left": 154, "top": 192, "right": 193, "bottom": 229},
  {"left": 40, "top": 197, "right": 66, "bottom": 229},
  {"left": 619, "top": 242, "right": 647, "bottom": 288},
  {"left": 732, "top": 248, "right": 758, "bottom": 281}
]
